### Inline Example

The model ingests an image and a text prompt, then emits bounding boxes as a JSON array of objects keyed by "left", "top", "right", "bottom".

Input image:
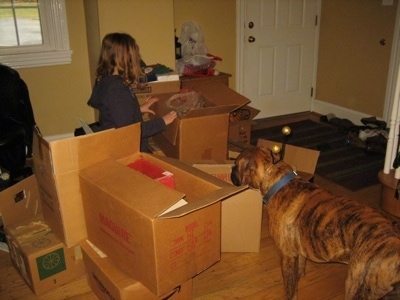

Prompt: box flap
[
  {"left": 181, "top": 81, "right": 250, "bottom": 114},
  {"left": 148, "top": 154, "right": 235, "bottom": 188},
  {"left": 33, "top": 124, "right": 141, "bottom": 174},
  {"left": 79, "top": 159, "right": 185, "bottom": 218},
  {"left": 245, "top": 105, "right": 260, "bottom": 120},
  {"left": 192, "top": 163, "right": 235, "bottom": 184},
  {"left": 256, "top": 139, "right": 320, "bottom": 174},
  {"left": 158, "top": 185, "right": 246, "bottom": 218},
  {"left": 0, "top": 175, "right": 42, "bottom": 227}
]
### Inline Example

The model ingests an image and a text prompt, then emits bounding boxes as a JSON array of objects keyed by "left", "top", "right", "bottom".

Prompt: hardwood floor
[{"left": 0, "top": 112, "right": 395, "bottom": 299}]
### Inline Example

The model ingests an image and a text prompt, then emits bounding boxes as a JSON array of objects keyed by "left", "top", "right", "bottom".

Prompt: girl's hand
[
  {"left": 162, "top": 111, "right": 178, "bottom": 125},
  {"left": 140, "top": 96, "right": 159, "bottom": 115}
]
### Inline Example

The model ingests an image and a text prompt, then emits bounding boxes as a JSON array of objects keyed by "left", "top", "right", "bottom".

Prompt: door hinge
[
  {"left": 311, "top": 87, "right": 314, "bottom": 97},
  {"left": 315, "top": 15, "right": 318, "bottom": 26}
]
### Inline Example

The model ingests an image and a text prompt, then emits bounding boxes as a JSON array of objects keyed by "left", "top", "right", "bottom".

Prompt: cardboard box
[
  {"left": 229, "top": 105, "right": 260, "bottom": 145},
  {"left": 256, "top": 139, "right": 320, "bottom": 181},
  {"left": 32, "top": 124, "right": 143, "bottom": 247},
  {"left": 0, "top": 175, "right": 42, "bottom": 227},
  {"left": 81, "top": 239, "right": 193, "bottom": 300},
  {"left": 79, "top": 149, "right": 246, "bottom": 296},
  {"left": 378, "top": 170, "right": 400, "bottom": 217},
  {"left": 152, "top": 81, "right": 250, "bottom": 160},
  {"left": 0, "top": 176, "right": 85, "bottom": 295},
  {"left": 6, "top": 224, "right": 85, "bottom": 295},
  {"left": 191, "top": 162, "right": 263, "bottom": 253}
]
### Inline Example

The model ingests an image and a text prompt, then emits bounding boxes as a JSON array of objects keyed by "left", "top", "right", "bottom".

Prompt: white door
[{"left": 239, "top": 0, "right": 319, "bottom": 119}]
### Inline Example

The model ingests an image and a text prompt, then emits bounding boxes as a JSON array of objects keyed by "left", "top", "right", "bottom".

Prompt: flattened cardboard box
[
  {"left": 32, "top": 124, "right": 142, "bottom": 247},
  {"left": 152, "top": 81, "right": 250, "bottom": 160},
  {"left": 191, "top": 161, "right": 263, "bottom": 253},
  {"left": 0, "top": 176, "right": 85, "bottom": 295},
  {"left": 256, "top": 139, "right": 320, "bottom": 181},
  {"left": 81, "top": 239, "right": 193, "bottom": 300},
  {"left": 79, "top": 152, "right": 245, "bottom": 296}
]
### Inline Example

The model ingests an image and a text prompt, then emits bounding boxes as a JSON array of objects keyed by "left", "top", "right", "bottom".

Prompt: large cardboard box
[
  {"left": 81, "top": 239, "right": 193, "bottom": 300},
  {"left": 256, "top": 139, "right": 320, "bottom": 181},
  {"left": 79, "top": 150, "right": 246, "bottom": 296},
  {"left": 0, "top": 176, "right": 85, "bottom": 295},
  {"left": 6, "top": 224, "right": 85, "bottom": 295},
  {"left": 152, "top": 81, "right": 250, "bottom": 160},
  {"left": 32, "top": 124, "right": 143, "bottom": 247},
  {"left": 229, "top": 105, "right": 260, "bottom": 145},
  {"left": 191, "top": 162, "right": 263, "bottom": 253}
]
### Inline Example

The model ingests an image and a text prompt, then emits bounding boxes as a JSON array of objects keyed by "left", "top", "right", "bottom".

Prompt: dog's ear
[{"left": 237, "top": 149, "right": 259, "bottom": 186}]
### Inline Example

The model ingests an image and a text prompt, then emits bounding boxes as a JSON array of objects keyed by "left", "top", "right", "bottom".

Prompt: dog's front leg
[
  {"left": 298, "top": 255, "right": 306, "bottom": 277},
  {"left": 281, "top": 254, "right": 300, "bottom": 300}
]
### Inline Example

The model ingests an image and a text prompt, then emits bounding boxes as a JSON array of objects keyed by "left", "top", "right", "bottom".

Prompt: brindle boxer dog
[{"left": 231, "top": 146, "right": 400, "bottom": 300}]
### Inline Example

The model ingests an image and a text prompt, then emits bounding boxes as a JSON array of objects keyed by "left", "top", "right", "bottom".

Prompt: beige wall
[
  {"left": 316, "top": 0, "right": 397, "bottom": 117},
  {"left": 17, "top": 0, "right": 176, "bottom": 137},
  {"left": 96, "top": 0, "right": 175, "bottom": 68},
  {"left": 13, "top": 1, "right": 398, "bottom": 137},
  {"left": 17, "top": 1, "right": 93, "bottom": 137}
]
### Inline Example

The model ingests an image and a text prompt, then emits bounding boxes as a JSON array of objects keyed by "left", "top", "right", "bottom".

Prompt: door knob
[{"left": 248, "top": 36, "right": 256, "bottom": 43}]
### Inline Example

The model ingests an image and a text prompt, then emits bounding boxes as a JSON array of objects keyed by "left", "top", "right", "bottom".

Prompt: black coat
[{"left": 87, "top": 75, "right": 166, "bottom": 152}]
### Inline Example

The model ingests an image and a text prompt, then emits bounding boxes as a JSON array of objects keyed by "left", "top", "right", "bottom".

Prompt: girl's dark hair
[{"left": 95, "top": 33, "right": 143, "bottom": 88}]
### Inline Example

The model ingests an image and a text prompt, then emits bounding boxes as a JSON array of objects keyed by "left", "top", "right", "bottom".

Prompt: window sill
[{"left": 0, "top": 50, "right": 73, "bottom": 69}]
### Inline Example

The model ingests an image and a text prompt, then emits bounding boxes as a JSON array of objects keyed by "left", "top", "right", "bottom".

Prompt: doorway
[{"left": 237, "top": 0, "right": 320, "bottom": 119}]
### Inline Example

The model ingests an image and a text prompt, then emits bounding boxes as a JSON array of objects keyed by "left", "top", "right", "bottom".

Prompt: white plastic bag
[{"left": 179, "top": 21, "right": 208, "bottom": 58}]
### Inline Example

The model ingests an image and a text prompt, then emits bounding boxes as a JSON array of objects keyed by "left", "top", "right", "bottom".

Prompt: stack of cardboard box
[
  {"left": 0, "top": 120, "right": 265, "bottom": 299},
  {"left": 0, "top": 175, "right": 86, "bottom": 295},
  {"left": 0, "top": 78, "right": 320, "bottom": 298}
]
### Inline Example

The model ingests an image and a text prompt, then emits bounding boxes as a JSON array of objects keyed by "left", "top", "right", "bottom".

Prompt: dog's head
[
  {"left": 231, "top": 147, "right": 273, "bottom": 188},
  {"left": 231, "top": 146, "right": 292, "bottom": 195}
]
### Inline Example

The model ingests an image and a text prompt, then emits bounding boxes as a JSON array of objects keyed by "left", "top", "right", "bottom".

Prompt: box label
[{"left": 36, "top": 247, "right": 66, "bottom": 280}]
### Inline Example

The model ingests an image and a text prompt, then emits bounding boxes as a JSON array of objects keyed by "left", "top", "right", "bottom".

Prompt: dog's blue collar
[{"left": 263, "top": 171, "right": 297, "bottom": 204}]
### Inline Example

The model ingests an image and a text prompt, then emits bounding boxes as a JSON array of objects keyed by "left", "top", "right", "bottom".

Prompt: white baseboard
[{"left": 311, "top": 99, "right": 373, "bottom": 126}]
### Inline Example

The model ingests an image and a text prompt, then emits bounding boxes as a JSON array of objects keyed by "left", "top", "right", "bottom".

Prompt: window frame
[{"left": 0, "top": 0, "right": 72, "bottom": 69}]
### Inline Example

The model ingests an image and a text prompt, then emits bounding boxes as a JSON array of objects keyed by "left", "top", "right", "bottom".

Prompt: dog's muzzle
[{"left": 231, "top": 165, "right": 242, "bottom": 186}]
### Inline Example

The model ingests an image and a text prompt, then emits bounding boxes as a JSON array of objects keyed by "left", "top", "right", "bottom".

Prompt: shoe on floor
[
  {"left": 358, "top": 129, "right": 388, "bottom": 141},
  {"left": 365, "top": 134, "right": 387, "bottom": 155},
  {"left": 320, "top": 113, "right": 336, "bottom": 123},
  {"left": 329, "top": 117, "right": 355, "bottom": 132},
  {"left": 360, "top": 116, "right": 387, "bottom": 129}
]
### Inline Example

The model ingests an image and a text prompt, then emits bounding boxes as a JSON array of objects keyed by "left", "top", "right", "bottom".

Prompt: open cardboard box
[
  {"left": 31, "top": 80, "right": 179, "bottom": 248},
  {"left": 152, "top": 81, "right": 250, "bottom": 160},
  {"left": 0, "top": 176, "right": 85, "bottom": 295},
  {"left": 79, "top": 146, "right": 246, "bottom": 296},
  {"left": 81, "top": 239, "right": 193, "bottom": 300},
  {"left": 189, "top": 161, "right": 263, "bottom": 253},
  {"left": 32, "top": 124, "right": 148, "bottom": 247},
  {"left": 133, "top": 80, "right": 180, "bottom": 105},
  {"left": 256, "top": 139, "right": 320, "bottom": 181}
]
